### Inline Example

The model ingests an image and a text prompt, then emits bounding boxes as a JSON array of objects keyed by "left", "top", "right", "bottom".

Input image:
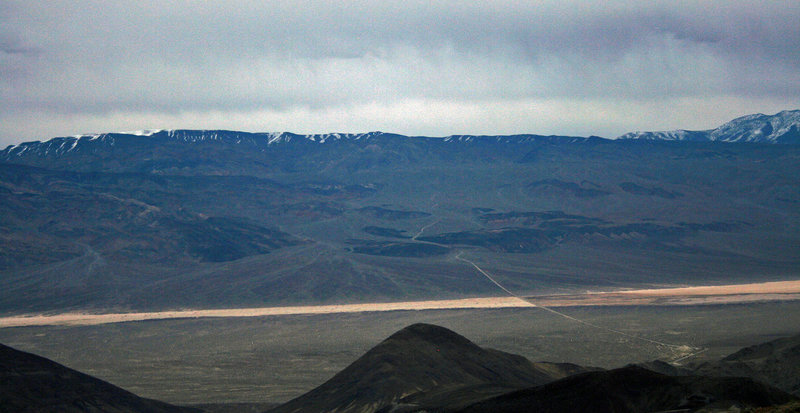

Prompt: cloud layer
[{"left": 2, "top": 1, "right": 799, "bottom": 145}]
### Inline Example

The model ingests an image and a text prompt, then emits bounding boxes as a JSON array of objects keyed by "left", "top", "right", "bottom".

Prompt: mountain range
[
  {"left": 0, "top": 110, "right": 798, "bottom": 313},
  {"left": 2, "top": 111, "right": 799, "bottom": 162}
]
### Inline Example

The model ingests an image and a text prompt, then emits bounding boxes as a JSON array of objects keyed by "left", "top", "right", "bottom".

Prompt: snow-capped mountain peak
[
  {"left": 618, "top": 110, "right": 800, "bottom": 144},
  {"left": 709, "top": 110, "right": 800, "bottom": 143}
]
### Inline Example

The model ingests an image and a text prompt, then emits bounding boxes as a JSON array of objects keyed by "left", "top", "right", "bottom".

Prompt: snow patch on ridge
[
  {"left": 617, "top": 130, "right": 706, "bottom": 141},
  {"left": 118, "top": 129, "right": 164, "bottom": 136}
]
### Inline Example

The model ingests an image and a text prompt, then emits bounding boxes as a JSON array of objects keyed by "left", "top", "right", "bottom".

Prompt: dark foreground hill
[
  {"left": 691, "top": 333, "right": 800, "bottom": 396},
  {"left": 267, "top": 324, "right": 800, "bottom": 413},
  {"left": 0, "top": 342, "right": 200, "bottom": 413},
  {"left": 456, "top": 366, "right": 795, "bottom": 413},
  {"left": 3, "top": 324, "right": 798, "bottom": 413},
  {"left": 267, "top": 323, "right": 589, "bottom": 413}
]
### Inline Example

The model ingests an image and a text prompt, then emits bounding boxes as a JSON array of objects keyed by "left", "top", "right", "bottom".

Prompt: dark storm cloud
[{"left": 1, "top": 1, "right": 798, "bottom": 144}]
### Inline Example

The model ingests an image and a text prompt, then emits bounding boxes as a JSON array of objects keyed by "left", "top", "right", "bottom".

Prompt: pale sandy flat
[
  {"left": 2, "top": 280, "right": 799, "bottom": 328},
  {"left": 618, "top": 280, "right": 800, "bottom": 296},
  {"left": 0, "top": 296, "right": 533, "bottom": 328},
  {"left": 527, "top": 280, "right": 800, "bottom": 307}
]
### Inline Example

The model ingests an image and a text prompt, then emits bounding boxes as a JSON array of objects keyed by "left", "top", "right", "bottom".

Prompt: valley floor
[{"left": 1, "top": 300, "right": 799, "bottom": 405}]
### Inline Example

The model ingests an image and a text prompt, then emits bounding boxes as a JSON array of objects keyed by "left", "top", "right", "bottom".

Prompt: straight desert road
[{"left": 1, "top": 280, "right": 799, "bottom": 328}]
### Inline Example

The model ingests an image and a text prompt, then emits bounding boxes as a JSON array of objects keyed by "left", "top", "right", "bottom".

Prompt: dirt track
[{"left": 1, "top": 280, "right": 799, "bottom": 328}]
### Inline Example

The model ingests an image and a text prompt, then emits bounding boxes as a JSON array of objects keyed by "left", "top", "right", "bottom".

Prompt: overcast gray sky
[{"left": 2, "top": 1, "right": 798, "bottom": 146}]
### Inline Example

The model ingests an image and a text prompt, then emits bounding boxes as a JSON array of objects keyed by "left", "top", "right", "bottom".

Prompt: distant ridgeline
[
  {"left": 2, "top": 110, "right": 799, "bottom": 163},
  {"left": 0, "top": 129, "right": 590, "bottom": 169}
]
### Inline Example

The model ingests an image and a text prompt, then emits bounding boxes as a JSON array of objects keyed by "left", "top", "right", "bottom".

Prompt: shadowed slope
[
  {"left": 0, "top": 343, "right": 200, "bottom": 413},
  {"left": 457, "top": 366, "right": 796, "bottom": 413},
  {"left": 692, "top": 333, "right": 800, "bottom": 396}
]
